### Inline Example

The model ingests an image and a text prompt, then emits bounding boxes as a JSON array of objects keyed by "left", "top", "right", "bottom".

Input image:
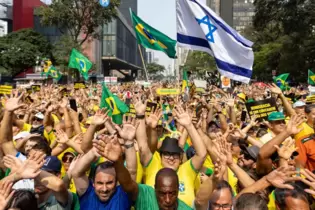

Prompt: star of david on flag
[{"left": 176, "top": 0, "right": 254, "bottom": 83}]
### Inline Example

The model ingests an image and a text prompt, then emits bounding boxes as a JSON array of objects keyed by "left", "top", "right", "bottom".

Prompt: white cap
[
  {"left": 13, "top": 131, "right": 30, "bottom": 141},
  {"left": 293, "top": 101, "right": 306, "bottom": 108},
  {"left": 35, "top": 112, "right": 44, "bottom": 120}
]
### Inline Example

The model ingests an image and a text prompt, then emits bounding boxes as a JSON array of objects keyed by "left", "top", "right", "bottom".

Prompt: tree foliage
[
  {"left": 147, "top": 62, "right": 165, "bottom": 74},
  {"left": 36, "top": 0, "right": 120, "bottom": 46},
  {"left": 0, "top": 29, "right": 51, "bottom": 75},
  {"left": 184, "top": 51, "right": 216, "bottom": 76},
  {"left": 248, "top": 0, "right": 315, "bottom": 82}
]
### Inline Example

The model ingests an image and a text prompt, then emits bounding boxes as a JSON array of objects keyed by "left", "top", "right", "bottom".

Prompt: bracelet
[
  {"left": 217, "top": 111, "right": 222, "bottom": 114},
  {"left": 136, "top": 115, "right": 145, "bottom": 119},
  {"left": 124, "top": 142, "right": 134, "bottom": 149}
]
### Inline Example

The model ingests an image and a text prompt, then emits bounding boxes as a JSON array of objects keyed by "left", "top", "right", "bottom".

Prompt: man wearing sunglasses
[{"left": 260, "top": 112, "right": 287, "bottom": 144}]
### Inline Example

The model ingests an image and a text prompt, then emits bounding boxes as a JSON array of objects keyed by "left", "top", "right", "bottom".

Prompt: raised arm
[
  {"left": 93, "top": 135, "right": 139, "bottom": 201},
  {"left": 133, "top": 97, "right": 152, "bottom": 166},
  {"left": 270, "top": 84, "right": 296, "bottom": 116},
  {"left": 173, "top": 106, "right": 207, "bottom": 171},
  {"left": 0, "top": 93, "right": 25, "bottom": 156},
  {"left": 145, "top": 108, "right": 162, "bottom": 153}
]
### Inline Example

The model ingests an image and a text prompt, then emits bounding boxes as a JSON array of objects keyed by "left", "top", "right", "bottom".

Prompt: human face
[
  {"left": 62, "top": 154, "right": 74, "bottom": 171},
  {"left": 306, "top": 108, "right": 315, "bottom": 124},
  {"left": 294, "top": 106, "right": 305, "bottom": 115},
  {"left": 93, "top": 169, "right": 116, "bottom": 202},
  {"left": 237, "top": 154, "right": 255, "bottom": 170},
  {"left": 24, "top": 140, "right": 37, "bottom": 156},
  {"left": 270, "top": 120, "right": 286, "bottom": 134},
  {"left": 155, "top": 176, "right": 179, "bottom": 210},
  {"left": 210, "top": 188, "right": 233, "bottom": 210},
  {"left": 161, "top": 152, "right": 181, "bottom": 171},
  {"left": 280, "top": 196, "right": 309, "bottom": 210},
  {"left": 32, "top": 117, "right": 43, "bottom": 127}
]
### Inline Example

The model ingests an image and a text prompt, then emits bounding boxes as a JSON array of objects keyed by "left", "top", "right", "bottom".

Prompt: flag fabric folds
[
  {"left": 100, "top": 83, "right": 129, "bottom": 125},
  {"left": 46, "top": 66, "right": 62, "bottom": 82},
  {"left": 308, "top": 69, "right": 315, "bottom": 86},
  {"left": 68, "top": 49, "right": 92, "bottom": 80},
  {"left": 274, "top": 73, "right": 290, "bottom": 91},
  {"left": 176, "top": 0, "right": 254, "bottom": 83},
  {"left": 130, "top": 9, "right": 177, "bottom": 58},
  {"left": 182, "top": 70, "right": 189, "bottom": 94}
]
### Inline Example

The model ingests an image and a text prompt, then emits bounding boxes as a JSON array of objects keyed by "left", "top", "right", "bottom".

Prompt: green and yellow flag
[
  {"left": 308, "top": 69, "right": 315, "bottom": 86},
  {"left": 130, "top": 9, "right": 177, "bottom": 58},
  {"left": 182, "top": 70, "right": 189, "bottom": 94},
  {"left": 46, "top": 66, "right": 62, "bottom": 81},
  {"left": 274, "top": 73, "right": 290, "bottom": 91},
  {"left": 100, "top": 83, "right": 129, "bottom": 124},
  {"left": 68, "top": 49, "right": 92, "bottom": 80}
]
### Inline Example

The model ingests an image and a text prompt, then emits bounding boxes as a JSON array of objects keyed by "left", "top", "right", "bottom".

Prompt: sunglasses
[{"left": 62, "top": 156, "right": 74, "bottom": 163}]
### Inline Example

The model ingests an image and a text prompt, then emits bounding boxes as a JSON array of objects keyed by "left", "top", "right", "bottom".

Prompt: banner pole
[{"left": 138, "top": 44, "right": 154, "bottom": 99}]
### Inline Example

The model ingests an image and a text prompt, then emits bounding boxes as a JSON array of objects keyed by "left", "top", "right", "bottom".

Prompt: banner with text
[{"left": 245, "top": 98, "right": 278, "bottom": 120}]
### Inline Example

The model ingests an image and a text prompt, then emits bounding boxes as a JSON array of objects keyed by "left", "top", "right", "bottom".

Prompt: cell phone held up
[{"left": 69, "top": 98, "right": 77, "bottom": 112}]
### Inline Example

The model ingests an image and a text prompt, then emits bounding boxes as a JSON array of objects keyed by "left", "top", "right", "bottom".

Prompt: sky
[{"left": 137, "top": 0, "right": 176, "bottom": 69}]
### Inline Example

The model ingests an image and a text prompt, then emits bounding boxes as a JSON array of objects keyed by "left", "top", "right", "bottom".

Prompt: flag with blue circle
[
  {"left": 99, "top": 0, "right": 110, "bottom": 7},
  {"left": 176, "top": 0, "right": 254, "bottom": 83},
  {"left": 68, "top": 48, "right": 92, "bottom": 80}
]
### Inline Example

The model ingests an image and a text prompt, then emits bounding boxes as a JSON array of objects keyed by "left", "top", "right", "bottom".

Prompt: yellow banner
[
  {"left": 156, "top": 88, "right": 180, "bottom": 95},
  {"left": 0, "top": 85, "right": 12, "bottom": 94},
  {"left": 74, "top": 82, "right": 86, "bottom": 89}
]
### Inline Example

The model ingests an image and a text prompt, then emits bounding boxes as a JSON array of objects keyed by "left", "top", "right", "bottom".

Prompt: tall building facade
[
  {"left": 146, "top": 51, "right": 154, "bottom": 64},
  {"left": 0, "top": 0, "right": 12, "bottom": 35}
]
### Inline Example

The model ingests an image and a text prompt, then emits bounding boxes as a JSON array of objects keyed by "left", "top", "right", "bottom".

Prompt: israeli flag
[{"left": 176, "top": 0, "right": 254, "bottom": 83}]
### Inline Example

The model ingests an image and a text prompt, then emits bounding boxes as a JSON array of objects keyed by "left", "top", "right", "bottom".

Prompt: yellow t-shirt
[
  {"left": 144, "top": 152, "right": 198, "bottom": 207},
  {"left": 22, "top": 123, "right": 32, "bottom": 132},
  {"left": 136, "top": 152, "right": 144, "bottom": 184},
  {"left": 294, "top": 122, "right": 314, "bottom": 142}
]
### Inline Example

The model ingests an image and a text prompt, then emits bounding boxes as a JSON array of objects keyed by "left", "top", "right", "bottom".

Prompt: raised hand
[
  {"left": 91, "top": 108, "right": 109, "bottom": 126},
  {"left": 286, "top": 114, "right": 305, "bottom": 135},
  {"left": 300, "top": 169, "right": 315, "bottom": 195},
  {"left": 269, "top": 83, "right": 282, "bottom": 95},
  {"left": 132, "top": 95, "right": 147, "bottom": 115},
  {"left": 265, "top": 166, "right": 300, "bottom": 189},
  {"left": 3, "top": 155, "right": 23, "bottom": 174},
  {"left": 59, "top": 97, "right": 68, "bottom": 108},
  {"left": 225, "top": 94, "right": 235, "bottom": 107},
  {"left": 213, "top": 158, "right": 227, "bottom": 181},
  {"left": 4, "top": 91, "right": 25, "bottom": 112},
  {"left": 114, "top": 116, "right": 139, "bottom": 142},
  {"left": 0, "top": 180, "right": 14, "bottom": 210},
  {"left": 55, "top": 129, "right": 69, "bottom": 144},
  {"left": 72, "top": 133, "right": 84, "bottom": 144},
  {"left": 173, "top": 105, "right": 192, "bottom": 127},
  {"left": 274, "top": 138, "right": 298, "bottom": 160},
  {"left": 146, "top": 107, "right": 162, "bottom": 129},
  {"left": 15, "top": 151, "right": 45, "bottom": 180},
  {"left": 92, "top": 135, "right": 122, "bottom": 162},
  {"left": 67, "top": 155, "right": 82, "bottom": 177}
]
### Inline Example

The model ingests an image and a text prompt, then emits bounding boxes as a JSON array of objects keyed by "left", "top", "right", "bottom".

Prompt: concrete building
[
  {"left": 0, "top": 0, "right": 12, "bottom": 35},
  {"left": 146, "top": 51, "right": 154, "bottom": 64}
]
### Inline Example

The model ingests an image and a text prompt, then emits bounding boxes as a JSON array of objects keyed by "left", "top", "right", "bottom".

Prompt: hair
[
  {"left": 305, "top": 104, "right": 315, "bottom": 114},
  {"left": 155, "top": 168, "right": 179, "bottom": 188},
  {"left": 5, "top": 189, "right": 39, "bottom": 210},
  {"left": 29, "top": 136, "right": 51, "bottom": 156},
  {"left": 214, "top": 180, "right": 234, "bottom": 197},
  {"left": 234, "top": 193, "right": 268, "bottom": 210},
  {"left": 275, "top": 182, "right": 309, "bottom": 209},
  {"left": 92, "top": 161, "right": 115, "bottom": 181}
]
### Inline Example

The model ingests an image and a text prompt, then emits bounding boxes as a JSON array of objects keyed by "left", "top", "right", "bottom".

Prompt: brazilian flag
[
  {"left": 308, "top": 69, "right": 315, "bottom": 86},
  {"left": 274, "top": 73, "right": 290, "bottom": 91},
  {"left": 100, "top": 83, "right": 129, "bottom": 124},
  {"left": 182, "top": 70, "right": 189, "bottom": 94},
  {"left": 130, "top": 9, "right": 177, "bottom": 58},
  {"left": 46, "top": 66, "right": 62, "bottom": 82},
  {"left": 68, "top": 49, "right": 92, "bottom": 80}
]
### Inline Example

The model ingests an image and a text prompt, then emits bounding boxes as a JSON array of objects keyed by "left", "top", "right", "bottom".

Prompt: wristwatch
[
  {"left": 136, "top": 114, "right": 145, "bottom": 119},
  {"left": 124, "top": 142, "right": 134, "bottom": 149}
]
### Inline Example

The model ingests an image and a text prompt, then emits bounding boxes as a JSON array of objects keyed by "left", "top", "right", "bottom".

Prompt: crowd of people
[{"left": 0, "top": 82, "right": 314, "bottom": 210}]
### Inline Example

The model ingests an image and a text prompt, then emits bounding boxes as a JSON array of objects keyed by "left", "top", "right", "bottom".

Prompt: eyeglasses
[
  {"left": 62, "top": 156, "right": 74, "bottom": 163},
  {"left": 211, "top": 203, "right": 232, "bottom": 210},
  {"left": 162, "top": 152, "right": 180, "bottom": 160}
]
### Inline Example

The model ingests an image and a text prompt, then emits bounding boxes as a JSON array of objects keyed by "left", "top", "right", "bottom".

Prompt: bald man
[{"left": 114, "top": 157, "right": 193, "bottom": 210}]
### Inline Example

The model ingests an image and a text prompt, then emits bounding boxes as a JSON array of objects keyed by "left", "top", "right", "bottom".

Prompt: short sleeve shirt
[
  {"left": 135, "top": 184, "right": 192, "bottom": 210},
  {"left": 79, "top": 181, "right": 132, "bottom": 210},
  {"left": 38, "top": 191, "right": 73, "bottom": 210}
]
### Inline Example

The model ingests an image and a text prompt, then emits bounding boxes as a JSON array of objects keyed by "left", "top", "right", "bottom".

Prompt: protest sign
[
  {"left": 0, "top": 85, "right": 12, "bottom": 94},
  {"left": 306, "top": 95, "right": 315, "bottom": 104},
  {"left": 221, "top": 76, "right": 231, "bottom": 88},
  {"left": 156, "top": 88, "right": 180, "bottom": 95},
  {"left": 126, "top": 102, "right": 158, "bottom": 117},
  {"left": 194, "top": 80, "right": 207, "bottom": 93},
  {"left": 74, "top": 82, "right": 86, "bottom": 89},
  {"left": 245, "top": 98, "right": 278, "bottom": 120}
]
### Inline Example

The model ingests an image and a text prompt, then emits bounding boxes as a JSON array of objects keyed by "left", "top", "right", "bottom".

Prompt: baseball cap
[
  {"left": 159, "top": 137, "right": 184, "bottom": 154},
  {"left": 13, "top": 131, "right": 30, "bottom": 141},
  {"left": 245, "top": 145, "right": 260, "bottom": 161},
  {"left": 267, "top": 112, "right": 285, "bottom": 121},
  {"left": 237, "top": 93, "right": 246, "bottom": 101},
  {"left": 35, "top": 112, "right": 44, "bottom": 120},
  {"left": 293, "top": 101, "right": 306, "bottom": 108},
  {"left": 41, "top": 156, "right": 61, "bottom": 173}
]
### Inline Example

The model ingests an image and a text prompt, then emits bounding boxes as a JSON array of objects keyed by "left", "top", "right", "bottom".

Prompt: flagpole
[{"left": 138, "top": 44, "right": 154, "bottom": 99}]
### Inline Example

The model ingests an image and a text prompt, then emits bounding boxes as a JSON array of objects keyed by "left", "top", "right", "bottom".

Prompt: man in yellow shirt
[{"left": 133, "top": 98, "right": 207, "bottom": 207}]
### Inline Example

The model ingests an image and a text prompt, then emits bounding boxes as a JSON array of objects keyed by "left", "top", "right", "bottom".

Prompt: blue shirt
[{"left": 79, "top": 181, "right": 132, "bottom": 210}]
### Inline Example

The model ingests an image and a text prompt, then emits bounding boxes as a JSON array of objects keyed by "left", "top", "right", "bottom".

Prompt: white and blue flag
[{"left": 176, "top": 0, "right": 254, "bottom": 83}]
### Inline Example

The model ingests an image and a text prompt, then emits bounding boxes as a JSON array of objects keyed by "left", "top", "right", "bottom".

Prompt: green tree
[
  {"left": 36, "top": 0, "right": 120, "bottom": 46},
  {"left": 0, "top": 29, "right": 51, "bottom": 75},
  {"left": 147, "top": 62, "right": 165, "bottom": 74},
  {"left": 184, "top": 51, "right": 216, "bottom": 76}
]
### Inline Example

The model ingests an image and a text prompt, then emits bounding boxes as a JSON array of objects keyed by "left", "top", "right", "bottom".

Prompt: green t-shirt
[
  {"left": 71, "top": 193, "right": 80, "bottom": 210},
  {"left": 135, "top": 184, "right": 193, "bottom": 210}
]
